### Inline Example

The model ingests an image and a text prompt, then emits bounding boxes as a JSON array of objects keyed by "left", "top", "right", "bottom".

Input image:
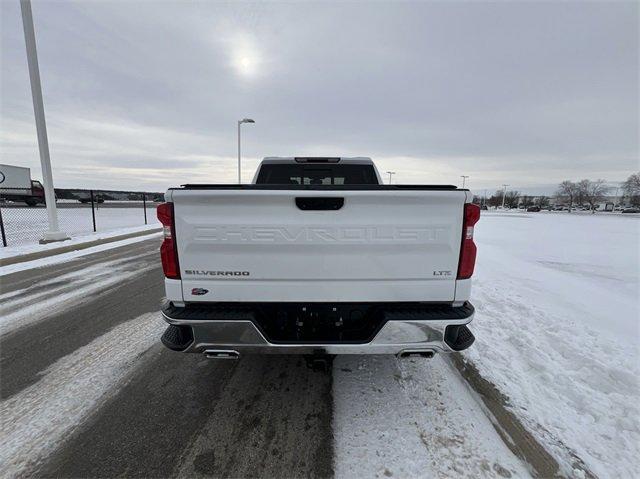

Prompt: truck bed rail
[{"left": 175, "top": 184, "right": 462, "bottom": 191}]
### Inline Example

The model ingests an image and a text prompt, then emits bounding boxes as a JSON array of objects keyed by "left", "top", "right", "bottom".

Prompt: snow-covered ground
[
  {"left": 333, "top": 355, "right": 532, "bottom": 478},
  {"left": 465, "top": 211, "right": 640, "bottom": 478},
  {"left": 1, "top": 206, "right": 159, "bottom": 247}
]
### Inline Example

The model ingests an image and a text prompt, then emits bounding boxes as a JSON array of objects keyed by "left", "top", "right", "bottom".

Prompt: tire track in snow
[
  {"left": 0, "top": 254, "right": 141, "bottom": 303},
  {"left": 2, "top": 259, "right": 148, "bottom": 306},
  {"left": 0, "top": 256, "right": 156, "bottom": 336},
  {"left": 0, "top": 312, "right": 164, "bottom": 478},
  {"left": 332, "top": 355, "right": 531, "bottom": 479}
]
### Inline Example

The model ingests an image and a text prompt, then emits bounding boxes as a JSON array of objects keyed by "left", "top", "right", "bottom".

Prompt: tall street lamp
[
  {"left": 460, "top": 175, "right": 469, "bottom": 188},
  {"left": 501, "top": 184, "right": 510, "bottom": 209},
  {"left": 386, "top": 171, "right": 395, "bottom": 184},
  {"left": 237, "top": 118, "right": 255, "bottom": 184},
  {"left": 20, "top": 0, "right": 67, "bottom": 243}
]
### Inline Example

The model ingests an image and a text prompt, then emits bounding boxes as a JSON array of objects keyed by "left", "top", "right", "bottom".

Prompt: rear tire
[{"left": 25, "top": 198, "right": 37, "bottom": 207}]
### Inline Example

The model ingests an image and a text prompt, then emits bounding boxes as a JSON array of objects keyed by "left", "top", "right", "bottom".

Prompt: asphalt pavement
[{"left": 0, "top": 237, "right": 333, "bottom": 478}]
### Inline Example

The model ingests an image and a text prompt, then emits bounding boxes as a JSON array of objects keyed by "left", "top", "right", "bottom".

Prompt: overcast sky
[{"left": 1, "top": 1, "right": 638, "bottom": 193}]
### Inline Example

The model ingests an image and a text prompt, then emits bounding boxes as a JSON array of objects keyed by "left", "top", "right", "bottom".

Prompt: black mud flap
[
  {"left": 444, "top": 324, "right": 475, "bottom": 351},
  {"left": 161, "top": 324, "right": 194, "bottom": 352}
]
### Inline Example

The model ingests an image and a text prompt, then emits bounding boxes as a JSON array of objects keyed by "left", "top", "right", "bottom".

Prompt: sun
[
  {"left": 232, "top": 53, "right": 257, "bottom": 78},
  {"left": 229, "top": 35, "right": 262, "bottom": 78}
]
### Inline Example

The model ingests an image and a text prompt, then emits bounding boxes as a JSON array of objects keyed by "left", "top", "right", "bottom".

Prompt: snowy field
[
  {"left": 1, "top": 206, "right": 159, "bottom": 247},
  {"left": 465, "top": 211, "right": 639, "bottom": 478}
]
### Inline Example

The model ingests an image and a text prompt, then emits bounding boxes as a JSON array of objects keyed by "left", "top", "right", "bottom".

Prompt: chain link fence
[{"left": 0, "top": 189, "right": 164, "bottom": 247}]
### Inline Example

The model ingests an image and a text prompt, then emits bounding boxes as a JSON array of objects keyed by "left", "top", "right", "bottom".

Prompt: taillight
[
  {"left": 457, "top": 203, "right": 481, "bottom": 279},
  {"left": 157, "top": 202, "right": 180, "bottom": 279}
]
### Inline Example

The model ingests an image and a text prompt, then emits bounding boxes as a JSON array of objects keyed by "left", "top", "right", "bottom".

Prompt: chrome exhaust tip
[
  {"left": 397, "top": 349, "right": 435, "bottom": 359},
  {"left": 203, "top": 349, "right": 240, "bottom": 360}
]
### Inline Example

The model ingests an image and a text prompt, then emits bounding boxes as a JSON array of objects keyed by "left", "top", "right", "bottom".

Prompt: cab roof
[{"left": 260, "top": 157, "right": 374, "bottom": 165}]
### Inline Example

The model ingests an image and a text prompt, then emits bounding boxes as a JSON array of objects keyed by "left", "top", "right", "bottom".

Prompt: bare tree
[
  {"left": 557, "top": 180, "right": 578, "bottom": 212},
  {"left": 535, "top": 196, "right": 550, "bottom": 208},
  {"left": 488, "top": 190, "right": 504, "bottom": 208},
  {"left": 521, "top": 195, "right": 534, "bottom": 208},
  {"left": 579, "top": 179, "right": 609, "bottom": 213},
  {"left": 576, "top": 179, "right": 590, "bottom": 208},
  {"left": 622, "top": 172, "right": 640, "bottom": 207},
  {"left": 504, "top": 190, "right": 520, "bottom": 209},
  {"left": 575, "top": 183, "right": 586, "bottom": 206}
]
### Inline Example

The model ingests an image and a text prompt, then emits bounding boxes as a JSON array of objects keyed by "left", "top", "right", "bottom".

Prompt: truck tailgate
[{"left": 170, "top": 188, "right": 467, "bottom": 303}]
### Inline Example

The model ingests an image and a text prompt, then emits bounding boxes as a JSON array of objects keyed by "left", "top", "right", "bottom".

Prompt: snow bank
[
  {"left": 465, "top": 212, "right": 639, "bottom": 478},
  {"left": 0, "top": 224, "right": 159, "bottom": 260}
]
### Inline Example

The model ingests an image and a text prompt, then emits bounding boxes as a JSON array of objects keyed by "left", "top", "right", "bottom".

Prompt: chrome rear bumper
[{"left": 160, "top": 302, "right": 475, "bottom": 355}]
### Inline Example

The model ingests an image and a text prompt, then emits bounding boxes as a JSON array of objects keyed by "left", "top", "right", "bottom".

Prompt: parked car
[
  {"left": 157, "top": 157, "right": 479, "bottom": 360},
  {"left": 480, "top": 205, "right": 488, "bottom": 210},
  {"left": 622, "top": 207, "right": 640, "bottom": 214},
  {"left": 526, "top": 206, "right": 541, "bottom": 212},
  {"left": 77, "top": 193, "right": 104, "bottom": 204}
]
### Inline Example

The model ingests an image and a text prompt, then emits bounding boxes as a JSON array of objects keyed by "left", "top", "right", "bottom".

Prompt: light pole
[
  {"left": 20, "top": 0, "right": 67, "bottom": 243},
  {"left": 386, "top": 171, "right": 395, "bottom": 184},
  {"left": 237, "top": 118, "right": 255, "bottom": 184},
  {"left": 460, "top": 175, "right": 469, "bottom": 189},
  {"left": 501, "top": 184, "right": 509, "bottom": 209}
]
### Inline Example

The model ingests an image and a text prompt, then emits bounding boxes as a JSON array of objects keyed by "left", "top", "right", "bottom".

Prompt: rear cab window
[{"left": 256, "top": 164, "right": 379, "bottom": 185}]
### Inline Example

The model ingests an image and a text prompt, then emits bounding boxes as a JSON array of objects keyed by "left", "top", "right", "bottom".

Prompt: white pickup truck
[{"left": 158, "top": 157, "right": 479, "bottom": 360}]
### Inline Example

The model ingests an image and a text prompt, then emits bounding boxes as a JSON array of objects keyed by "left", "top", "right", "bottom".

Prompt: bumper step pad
[
  {"left": 384, "top": 302, "right": 474, "bottom": 321},
  {"left": 444, "top": 324, "right": 475, "bottom": 351},
  {"left": 161, "top": 324, "right": 194, "bottom": 351}
]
